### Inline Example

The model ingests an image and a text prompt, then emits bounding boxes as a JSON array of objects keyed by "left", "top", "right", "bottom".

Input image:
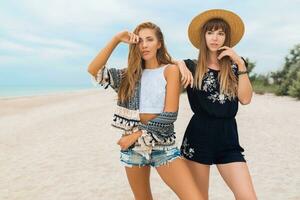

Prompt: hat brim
[{"left": 188, "top": 9, "right": 245, "bottom": 49}]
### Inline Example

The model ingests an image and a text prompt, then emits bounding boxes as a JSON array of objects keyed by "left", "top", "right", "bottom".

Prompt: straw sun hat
[{"left": 188, "top": 9, "right": 245, "bottom": 49}]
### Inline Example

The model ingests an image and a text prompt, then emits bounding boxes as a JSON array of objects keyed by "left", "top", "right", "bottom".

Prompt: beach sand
[{"left": 0, "top": 89, "right": 299, "bottom": 200}]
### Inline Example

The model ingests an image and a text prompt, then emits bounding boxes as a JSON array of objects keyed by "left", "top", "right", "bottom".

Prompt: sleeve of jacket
[{"left": 91, "top": 66, "right": 125, "bottom": 92}]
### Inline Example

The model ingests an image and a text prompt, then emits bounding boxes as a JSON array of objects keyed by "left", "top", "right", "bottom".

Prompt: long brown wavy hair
[
  {"left": 118, "top": 22, "right": 173, "bottom": 102},
  {"left": 195, "top": 18, "right": 238, "bottom": 99}
]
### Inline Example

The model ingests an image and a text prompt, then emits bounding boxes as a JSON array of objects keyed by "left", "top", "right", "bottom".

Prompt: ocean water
[{"left": 0, "top": 85, "right": 94, "bottom": 98}]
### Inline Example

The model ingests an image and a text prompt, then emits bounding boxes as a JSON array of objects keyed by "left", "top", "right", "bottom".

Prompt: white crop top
[{"left": 139, "top": 65, "right": 168, "bottom": 114}]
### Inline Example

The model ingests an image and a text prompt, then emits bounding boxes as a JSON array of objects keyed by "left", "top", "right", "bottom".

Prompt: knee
[
  {"left": 235, "top": 192, "right": 257, "bottom": 200},
  {"left": 134, "top": 196, "right": 153, "bottom": 200},
  {"left": 197, "top": 186, "right": 208, "bottom": 200},
  {"left": 133, "top": 193, "right": 153, "bottom": 200},
  {"left": 199, "top": 191, "right": 208, "bottom": 200},
  {"left": 203, "top": 193, "right": 208, "bottom": 200},
  {"left": 191, "top": 193, "right": 207, "bottom": 200}
]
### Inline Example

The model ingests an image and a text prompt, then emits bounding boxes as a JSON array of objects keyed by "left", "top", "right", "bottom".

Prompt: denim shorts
[{"left": 120, "top": 147, "right": 181, "bottom": 167}]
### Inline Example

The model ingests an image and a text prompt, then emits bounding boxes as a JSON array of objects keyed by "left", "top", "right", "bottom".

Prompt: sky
[{"left": 0, "top": 0, "right": 299, "bottom": 86}]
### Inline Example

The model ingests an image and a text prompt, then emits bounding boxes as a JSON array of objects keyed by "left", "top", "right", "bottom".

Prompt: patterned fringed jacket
[{"left": 92, "top": 66, "right": 178, "bottom": 155}]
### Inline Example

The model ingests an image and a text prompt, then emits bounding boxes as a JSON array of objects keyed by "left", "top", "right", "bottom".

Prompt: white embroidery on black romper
[
  {"left": 203, "top": 65, "right": 237, "bottom": 104},
  {"left": 202, "top": 72, "right": 217, "bottom": 92},
  {"left": 208, "top": 92, "right": 228, "bottom": 104},
  {"left": 182, "top": 138, "right": 195, "bottom": 158}
]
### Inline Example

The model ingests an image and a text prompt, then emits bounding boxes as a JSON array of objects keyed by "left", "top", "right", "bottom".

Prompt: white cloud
[
  {"left": 16, "top": 0, "right": 144, "bottom": 29},
  {"left": 0, "top": 33, "right": 92, "bottom": 64},
  {"left": 0, "top": 55, "right": 20, "bottom": 65},
  {"left": 0, "top": 40, "right": 34, "bottom": 53},
  {"left": 1, "top": 0, "right": 299, "bottom": 75},
  {"left": 11, "top": 33, "right": 86, "bottom": 49}
]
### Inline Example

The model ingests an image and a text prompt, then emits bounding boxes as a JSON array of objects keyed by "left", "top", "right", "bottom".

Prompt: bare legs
[
  {"left": 217, "top": 162, "right": 257, "bottom": 200},
  {"left": 156, "top": 158, "right": 204, "bottom": 200},
  {"left": 125, "top": 166, "right": 153, "bottom": 200},
  {"left": 184, "top": 159, "right": 257, "bottom": 200},
  {"left": 124, "top": 158, "right": 204, "bottom": 200},
  {"left": 184, "top": 159, "right": 210, "bottom": 200}
]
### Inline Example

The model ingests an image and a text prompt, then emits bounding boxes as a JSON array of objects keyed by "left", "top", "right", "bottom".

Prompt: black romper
[{"left": 180, "top": 59, "right": 246, "bottom": 165}]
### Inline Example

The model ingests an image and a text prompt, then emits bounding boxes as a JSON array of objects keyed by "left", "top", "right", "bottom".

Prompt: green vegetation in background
[
  {"left": 271, "top": 44, "right": 300, "bottom": 99},
  {"left": 245, "top": 58, "right": 278, "bottom": 95},
  {"left": 247, "top": 44, "right": 300, "bottom": 99}
]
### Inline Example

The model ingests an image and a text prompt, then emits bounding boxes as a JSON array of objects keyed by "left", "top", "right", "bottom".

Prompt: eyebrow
[
  {"left": 140, "top": 36, "right": 154, "bottom": 39},
  {"left": 139, "top": 36, "right": 154, "bottom": 41},
  {"left": 208, "top": 30, "right": 225, "bottom": 33}
]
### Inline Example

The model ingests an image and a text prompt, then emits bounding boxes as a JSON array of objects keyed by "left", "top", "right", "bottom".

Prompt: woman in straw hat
[
  {"left": 177, "top": 9, "right": 257, "bottom": 199},
  {"left": 88, "top": 22, "right": 204, "bottom": 200}
]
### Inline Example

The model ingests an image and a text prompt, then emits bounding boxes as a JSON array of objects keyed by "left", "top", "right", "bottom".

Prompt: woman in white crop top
[
  {"left": 88, "top": 22, "right": 204, "bottom": 200},
  {"left": 139, "top": 64, "right": 168, "bottom": 114}
]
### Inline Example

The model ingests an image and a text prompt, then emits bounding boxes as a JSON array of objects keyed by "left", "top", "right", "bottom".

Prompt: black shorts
[{"left": 180, "top": 114, "right": 246, "bottom": 165}]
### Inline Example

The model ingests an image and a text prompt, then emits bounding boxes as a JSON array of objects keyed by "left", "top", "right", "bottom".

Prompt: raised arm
[
  {"left": 87, "top": 36, "right": 120, "bottom": 77},
  {"left": 87, "top": 31, "right": 140, "bottom": 77},
  {"left": 217, "top": 46, "right": 253, "bottom": 105}
]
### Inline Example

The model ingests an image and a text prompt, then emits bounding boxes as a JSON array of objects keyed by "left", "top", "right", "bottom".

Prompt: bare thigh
[
  {"left": 156, "top": 158, "right": 204, "bottom": 200},
  {"left": 217, "top": 162, "right": 257, "bottom": 200},
  {"left": 125, "top": 166, "right": 153, "bottom": 200},
  {"left": 184, "top": 159, "right": 210, "bottom": 200}
]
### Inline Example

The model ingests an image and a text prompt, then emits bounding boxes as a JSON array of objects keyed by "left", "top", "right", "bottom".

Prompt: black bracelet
[
  {"left": 237, "top": 70, "right": 248, "bottom": 75},
  {"left": 241, "top": 57, "right": 248, "bottom": 68}
]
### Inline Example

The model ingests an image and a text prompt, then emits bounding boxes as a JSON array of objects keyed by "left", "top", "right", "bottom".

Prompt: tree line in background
[{"left": 247, "top": 44, "right": 300, "bottom": 100}]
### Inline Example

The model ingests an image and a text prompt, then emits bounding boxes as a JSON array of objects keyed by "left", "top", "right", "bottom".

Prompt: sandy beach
[{"left": 0, "top": 89, "right": 299, "bottom": 200}]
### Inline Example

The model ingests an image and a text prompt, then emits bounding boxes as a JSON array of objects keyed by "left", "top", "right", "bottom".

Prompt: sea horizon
[{"left": 0, "top": 85, "right": 95, "bottom": 98}]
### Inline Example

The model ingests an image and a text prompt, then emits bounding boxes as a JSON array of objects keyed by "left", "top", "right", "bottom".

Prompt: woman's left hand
[
  {"left": 117, "top": 131, "right": 141, "bottom": 150},
  {"left": 217, "top": 46, "right": 245, "bottom": 67}
]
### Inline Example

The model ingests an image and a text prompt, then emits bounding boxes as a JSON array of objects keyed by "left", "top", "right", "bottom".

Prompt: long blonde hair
[
  {"left": 118, "top": 22, "right": 173, "bottom": 102},
  {"left": 194, "top": 18, "right": 238, "bottom": 99}
]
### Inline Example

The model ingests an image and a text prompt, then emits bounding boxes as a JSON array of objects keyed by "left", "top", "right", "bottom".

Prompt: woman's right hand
[
  {"left": 115, "top": 31, "right": 140, "bottom": 45},
  {"left": 117, "top": 131, "right": 142, "bottom": 150},
  {"left": 177, "top": 60, "right": 194, "bottom": 88},
  {"left": 88, "top": 31, "right": 138, "bottom": 76}
]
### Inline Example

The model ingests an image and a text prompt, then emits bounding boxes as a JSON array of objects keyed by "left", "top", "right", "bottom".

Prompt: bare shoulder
[{"left": 164, "top": 64, "right": 180, "bottom": 80}]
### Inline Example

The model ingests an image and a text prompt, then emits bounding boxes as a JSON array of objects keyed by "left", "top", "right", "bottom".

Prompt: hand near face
[
  {"left": 217, "top": 46, "right": 244, "bottom": 66},
  {"left": 115, "top": 31, "right": 140, "bottom": 45}
]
